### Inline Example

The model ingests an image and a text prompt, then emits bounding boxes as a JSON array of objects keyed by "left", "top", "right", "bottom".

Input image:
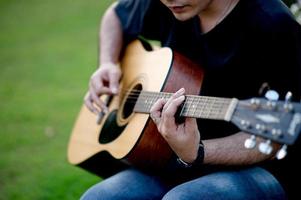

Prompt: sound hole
[
  {"left": 122, "top": 84, "right": 142, "bottom": 119},
  {"left": 99, "top": 110, "right": 126, "bottom": 144}
]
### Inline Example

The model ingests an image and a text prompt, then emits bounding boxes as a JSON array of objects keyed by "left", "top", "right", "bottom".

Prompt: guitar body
[{"left": 67, "top": 40, "right": 204, "bottom": 177}]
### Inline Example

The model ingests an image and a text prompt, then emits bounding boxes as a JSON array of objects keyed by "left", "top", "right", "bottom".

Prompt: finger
[
  {"left": 89, "top": 89, "right": 108, "bottom": 113},
  {"left": 90, "top": 79, "right": 111, "bottom": 95},
  {"left": 159, "top": 95, "right": 186, "bottom": 139},
  {"left": 84, "top": 92, "right": 100, "bottom": 114},
  {"left": 108, "top": 69, "right": 121, "bottom": 94},
  {"left": 162, "top": 95, "right": 185, "bottom": 126},
  {"left": 150, "top": 98, "right": 167, "bottom": 120},
  {"left": 90, "top": 71, "right": 105, "bottom": 91},
  {"left": 184, "top": 117, "right": 198, "bottom": 132},
  {"left": 163, "top": 88, "right": 185, "bottom": 112}
]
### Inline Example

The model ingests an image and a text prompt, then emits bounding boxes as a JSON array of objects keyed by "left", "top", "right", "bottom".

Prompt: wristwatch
[{"left": 176, "top": 143, "right": 205, "bottom": 168}]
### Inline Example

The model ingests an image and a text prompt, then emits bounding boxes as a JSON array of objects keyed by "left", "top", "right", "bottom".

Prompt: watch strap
[{"left": 176, "top": 143, "right": 204, "bottom": 169}]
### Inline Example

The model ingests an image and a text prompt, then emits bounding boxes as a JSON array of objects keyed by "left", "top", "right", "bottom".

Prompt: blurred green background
[
  {"left": 0, "top": 0, "right": 297, "bottom": 199},
  {"left": 0, "top": 0, "right": 113, "bottom": 199}
]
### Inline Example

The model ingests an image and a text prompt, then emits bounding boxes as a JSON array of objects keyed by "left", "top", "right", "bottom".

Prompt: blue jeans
[{"left": 80, "top": 167, "right": 286, "bottom": 200}]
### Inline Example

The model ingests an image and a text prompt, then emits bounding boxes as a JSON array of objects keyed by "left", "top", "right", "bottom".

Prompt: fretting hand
[{"left": 150, "top": 88, "right": 201, "bottom": 163}]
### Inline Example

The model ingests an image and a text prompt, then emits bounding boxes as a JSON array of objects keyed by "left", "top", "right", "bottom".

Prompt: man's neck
[{"left": 198, "top": 0, "right": 239, "bottom": 33}]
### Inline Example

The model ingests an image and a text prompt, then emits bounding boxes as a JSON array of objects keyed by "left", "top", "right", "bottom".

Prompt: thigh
[
  {"left": 163, "top": 167, "right": 287, "bottom": 200},
  {"left": 80, "top": 168, "right": 169, "bottom": 200}
]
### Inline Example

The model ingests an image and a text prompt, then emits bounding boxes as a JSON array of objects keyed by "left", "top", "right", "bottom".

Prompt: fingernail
[
  {"left": 178, "top": 88, "right": 185, "bottom": 94},
  {"left": 102, "top": 107, "right": 109, "bottom": 113},
  {"left": 111, "top": 87, "right": 118, "bottom": 94},
  {"left": 179, "top": 95, "right": 185, "bottom": 101}
]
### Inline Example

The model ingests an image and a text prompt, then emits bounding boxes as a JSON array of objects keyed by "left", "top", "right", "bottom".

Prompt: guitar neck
[{"left": 134, "top": 91, "right": 238, "bottom": 121}]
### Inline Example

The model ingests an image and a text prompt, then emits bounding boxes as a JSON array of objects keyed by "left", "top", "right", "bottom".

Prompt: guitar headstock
[{"left": 231, "top": 93, "right": 301, "bottom": 159}]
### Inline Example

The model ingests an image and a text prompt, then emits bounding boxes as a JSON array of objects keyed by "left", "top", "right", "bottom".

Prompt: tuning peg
[
  {"left": 284, "top": 91, "right": 293, "bottom": 111},
  {"left": 250, "top": 98, "right": 260, "bottom": 108},
  {"left": 264, "top": 90, "right": 279, "bottom": 109},
  {"left": 244, "top": 135, "right": 256, "bottom": 149},
  {"left": 276, "top": 145, "right": 287, "bottom": 160},
  {"left": 264, "top": 90, "right": 279, "bottom": 101},
  {"left": 240, "top": 120, "right": 251, "bottom": 129},
  {"left": 285, "top": 91, "right": 292, "bottom": 102},
  {"left": 255, "top": 124, "right": 266, "bottom": 133},
  {"left": 258, "top": 140, "right": 273, "bottom": 155}
]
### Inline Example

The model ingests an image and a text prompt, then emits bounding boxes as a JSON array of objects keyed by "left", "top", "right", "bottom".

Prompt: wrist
[
  {"left": 176, "top": 142, "right": 205, "bottom": 168},
  {"left": 99, "top": 62, "right": 119, "bottom": 68}
]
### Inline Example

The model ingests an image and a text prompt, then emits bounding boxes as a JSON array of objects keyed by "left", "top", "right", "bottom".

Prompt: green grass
[{"left": 0, "top": 0, "right": 113, "bottom": 199}]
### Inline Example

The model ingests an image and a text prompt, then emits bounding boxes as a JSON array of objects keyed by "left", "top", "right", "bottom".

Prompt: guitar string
[
  {"left": 127, "top": 93, "right": 229, "bottom": 119},
  {"left": 118, "top": 88, "right": 230, "bottom": 102},
  {"left": 100, "top": 88, "right": 231, "bottom": 117},
  {"left": 118, "top": 88, "right": 231, "bottom": 103},
  {"left": 121, "top": 91, "right": 231, "bottom": 110},
  {"left": 123, "top": 89, "right": 231, "bottom": 113}
]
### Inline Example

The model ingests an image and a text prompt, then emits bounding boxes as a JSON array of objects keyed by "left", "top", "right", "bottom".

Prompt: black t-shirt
[{"left": 115, "top": 0, "right": 301, "bottom": 198}]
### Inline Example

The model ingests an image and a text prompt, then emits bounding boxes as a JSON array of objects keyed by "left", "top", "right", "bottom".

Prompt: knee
[
  {"left": 162, "top": 173, "right": 239, "bottom": 200},
  {"left": 162, "top": 189, "right": 187, "bottom": 200},
  {"left": 80, "top": 182, "right": 112, "bottom": 200}
]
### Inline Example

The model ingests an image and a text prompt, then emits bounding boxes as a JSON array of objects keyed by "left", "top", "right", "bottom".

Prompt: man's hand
[
  {"left": 84, "top": 63, "right": 121, "bottom": 114},
  {"left": 150, "top": 88, "right": 201, "bottom": 163}
]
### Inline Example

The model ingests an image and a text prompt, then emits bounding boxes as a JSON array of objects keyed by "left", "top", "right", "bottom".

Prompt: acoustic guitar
[{"left": 67, "top": 40, "right": 301, "bottom": 177}]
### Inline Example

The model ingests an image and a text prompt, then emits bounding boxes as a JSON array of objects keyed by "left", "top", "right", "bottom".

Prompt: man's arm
[
  {"left": 150, "top": 88, "right": 280, "bottom": 166},
  {"left": 84, "top": 3, "right": 123, "bottom": 113},
  {"left": 203, "top": 132, "right": 280, "bottom": 166},
  {"left": 99, "top": 2, "right": 123, "bottom": 66}
]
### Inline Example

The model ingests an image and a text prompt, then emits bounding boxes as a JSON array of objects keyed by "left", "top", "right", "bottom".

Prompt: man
[{"left": 82, "top": 0, "right": 301, "bottom": 199}]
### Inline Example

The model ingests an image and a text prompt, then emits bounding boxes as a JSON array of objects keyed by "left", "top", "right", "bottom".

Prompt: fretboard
[{"left": 133, "top": 91, "right": 238, "bottom": 121}]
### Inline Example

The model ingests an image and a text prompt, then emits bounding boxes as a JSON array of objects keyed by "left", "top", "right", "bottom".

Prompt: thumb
[
  {"left": 109, "top": 69, "right": 121, "bottom": 94},
  {"left": 185, "top": 118, "right": 198, "bottom": 131}
]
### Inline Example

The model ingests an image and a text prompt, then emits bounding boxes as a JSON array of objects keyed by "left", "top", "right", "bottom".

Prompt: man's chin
[{"left": 173, "top": 13, "right": 194, "bottom": 21}]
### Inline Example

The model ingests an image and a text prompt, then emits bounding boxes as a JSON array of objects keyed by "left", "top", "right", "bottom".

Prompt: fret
[
  {"left": 148, "top": 93, "right": 157, "bottom": 111},
  {"left": 197, "top": 97, "right": 206, "bottom": 119},
  {"left": 193, "top": 97, "right": 197, "bottom": 116},
  {"left": 207, "top": 98, "right": 216, "bottom": 119},
  {"left": 189, "top": 96, "right": 197, "bottom": 117},
  {"left": 204, "top": 97, "right": 211, "bottom": 119},
  {"left": 181, "top": 96, "right": 189, "bottom": 116},
  {"left": 211, "top": 98, "right": 223, "bottom": 119},
  {"left": 162, "top": 92, "right": 171, "bottom": 101},
  {"left": 214, "top": 102, "right": 226, "bottom": 119},
  {"left": 196, "top": 96, "right": 202, "bottom": 118}
]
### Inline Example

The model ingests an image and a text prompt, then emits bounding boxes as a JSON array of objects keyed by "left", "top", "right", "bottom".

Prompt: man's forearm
[
  {"left": 203, "top": 132, "right": 279, "bottom": 166},
  {"left": 99, "top": 2, "right": 123, "bottom": 66}
]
